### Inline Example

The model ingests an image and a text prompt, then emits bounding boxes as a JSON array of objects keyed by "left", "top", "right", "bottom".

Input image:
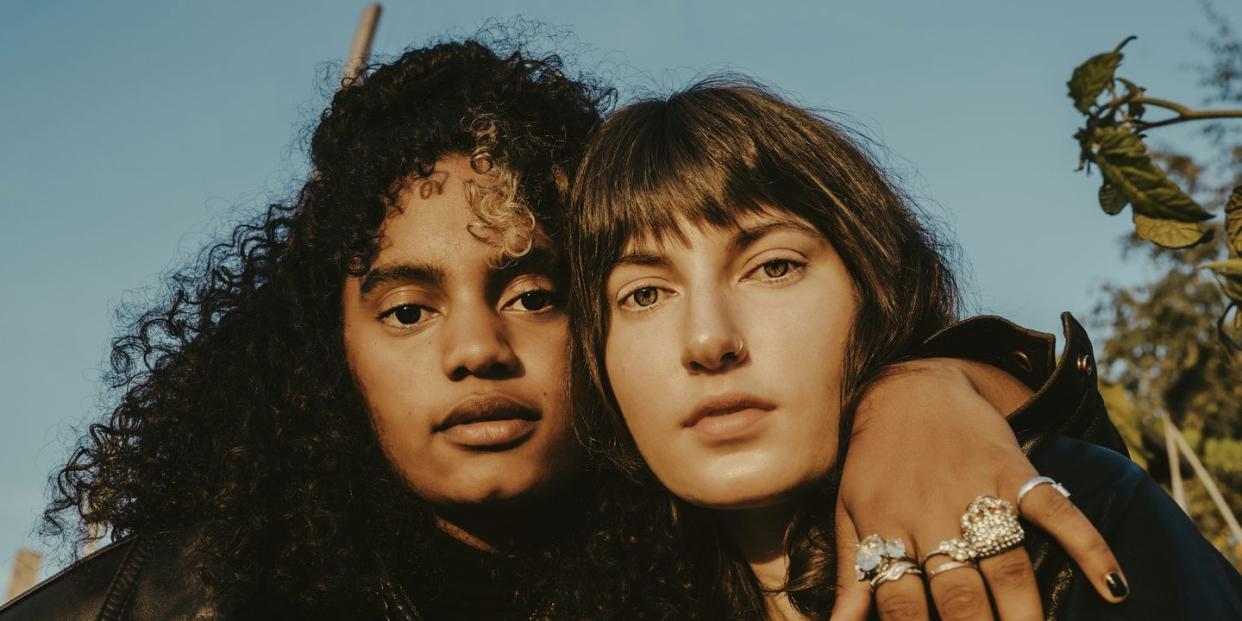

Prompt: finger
[
  {"left": 1018, "top": 482, "right": 1129, "bottom": 603},
  {"left": 830, "top": 497, "right": 872, "bottom": 621},
  {"left": 976, "top": 548, "right": 1042, "bottom": 621},
  {"left": 926, "top": 561, "right": 994, "bottom": 621},
  {"left": 874, "top": 571, "right": 931, "bottom": 621}
]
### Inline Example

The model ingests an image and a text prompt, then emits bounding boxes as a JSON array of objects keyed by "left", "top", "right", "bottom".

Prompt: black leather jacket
[{"left": 4, "top": 313, "right": 1239, "bottom": 620}]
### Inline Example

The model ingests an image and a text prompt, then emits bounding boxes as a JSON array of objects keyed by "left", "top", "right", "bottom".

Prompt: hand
[{"left": 828, "top": 359, "right": 1128, "bottom": 621}]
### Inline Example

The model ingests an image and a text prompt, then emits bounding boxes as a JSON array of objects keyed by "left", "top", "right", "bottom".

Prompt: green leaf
[
  {"left": 1098, "top": 183, "right": 1128, "bottom": 215},
  {"left": 1227, "top": 186, "right": 1242, "bottom": 256},
  {"left": 1090, "top": 126, "right": 1212, "bottom": 222},
  {"left": 1068, "top": 51, "right": 1122, "bottom": 114},
  {"left": 1204, "top": 258, "right": 1242, "bottom": 301},
  {"left": 1133, "top": 213, "right": 1212, "bottom": 249}
]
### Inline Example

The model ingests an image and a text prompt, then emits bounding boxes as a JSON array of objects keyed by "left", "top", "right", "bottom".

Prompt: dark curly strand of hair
[{"left": 42, "top": 38, "right": 609, "bottom": 613}]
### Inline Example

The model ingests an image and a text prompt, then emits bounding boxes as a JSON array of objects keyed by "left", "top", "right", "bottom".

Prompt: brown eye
[
  {"left": 762, "top": 260, "right": 791, "bottom": 278},
  {"left": 514, "top": 290, "right": 555, "bottom": 312},
  {"left": 633, "top": 287, "right": 659, "bottom": 307},
  {"left": 391, "top": 305, "right": 422, "bottom": 325}
]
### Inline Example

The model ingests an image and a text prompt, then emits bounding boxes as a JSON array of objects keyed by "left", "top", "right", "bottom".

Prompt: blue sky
[{"left": 1, "top": 0, "right": 1235, "bottom": 582}]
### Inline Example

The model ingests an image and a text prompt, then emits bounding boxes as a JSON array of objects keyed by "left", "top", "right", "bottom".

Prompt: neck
[
  {"left": 716, "top": 502, "right": 806, "bottom": 621},
  {"left": 431, "top": 483, "right": 585, "bottom": 553}
]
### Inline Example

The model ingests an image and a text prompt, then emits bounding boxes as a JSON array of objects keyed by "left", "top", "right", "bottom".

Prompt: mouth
[
  {"left": 685, "top": 392, "right": 770, "bottom": 442},
  {"left": 436, "top": 396, "right": 542, "bottom": 450},
  {"left": 683, "top": 392, "right": 777, "bottom": 440}
]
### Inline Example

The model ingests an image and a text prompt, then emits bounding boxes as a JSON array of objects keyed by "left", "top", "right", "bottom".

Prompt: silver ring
[
  {"left": 731, "top": 337, "right": 747, "bottom": 358},
  {"left": 919, "top": 537, "right": 975, "bottom": 565},
  {"left": 960, "top": 495, "right": 1025, "bottom": 559},
  {"left": 870, "top": 559, "right": 923, "bottom": 589},
  {"left": 855, "top": 535, "right": 911, "bottom": 582},
  {"left": 1015, "top": 475, "right": 1070, "bottom": 510},
  {"left": 927, "top": 559, "right": 975, "bottom": 578}
]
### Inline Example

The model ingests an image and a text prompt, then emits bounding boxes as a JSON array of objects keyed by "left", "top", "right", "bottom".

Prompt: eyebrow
[
  {"left": 613, "top": 220, "right": 818, "bottom": 268},
  {"left": 728, "top": 220, "right": 819, "bottom": 254},
  {"left": 359, "top": 263, "right": 447, "bottom": 295},
  {"left": 612, "top": 251, "right": 671, "bottom": 269},
  {"left": 358, "top": 246, "right": 564, "bottom": 296},
  {"left": 492, "top": 246, "right": 563, "bottom": 283}
]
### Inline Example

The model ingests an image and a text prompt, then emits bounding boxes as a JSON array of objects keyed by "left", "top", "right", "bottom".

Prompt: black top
[{"left": 399, "top": 528, "right": 524, "bottom": 620}]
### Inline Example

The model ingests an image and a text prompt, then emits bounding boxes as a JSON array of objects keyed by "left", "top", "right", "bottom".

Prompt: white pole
[
  {"left": 1167, "top": 418, "right": 1242, "bottom": 563},
  {"left": 1165, "top": 414, "right": 1187, "bottom": 512},
  {"left": 342, "top": 4, "right": 383, "bottom": 85}
]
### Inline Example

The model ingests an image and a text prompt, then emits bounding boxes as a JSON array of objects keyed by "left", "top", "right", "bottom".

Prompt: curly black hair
[{"left": 42, "top": 38, "right": 611, "bottom": 614}]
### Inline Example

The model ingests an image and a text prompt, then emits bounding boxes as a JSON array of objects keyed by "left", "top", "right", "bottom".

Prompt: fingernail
[{"left": 1105, "top": 572, "right": 1129, "bottom": 599}]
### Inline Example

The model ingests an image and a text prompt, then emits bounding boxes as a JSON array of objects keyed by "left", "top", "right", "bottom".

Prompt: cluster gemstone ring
[
  {"left": 960, "top": 495, "right": 1025, "bottom": 559},
  {"left": 920, "top": 488, "right": 1039, "bottom": 577},
  {"left": 855, "top": 535, "right": 922, "bottom": 588}
]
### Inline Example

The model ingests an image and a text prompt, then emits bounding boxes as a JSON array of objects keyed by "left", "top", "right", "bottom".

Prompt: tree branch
[{"left": 1132, "top": 97, "right": 1242, "bottom": 130}]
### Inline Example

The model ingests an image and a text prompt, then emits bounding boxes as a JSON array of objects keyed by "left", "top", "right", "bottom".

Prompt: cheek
[
  {"left": 343, "top": 326, "right": 438, "bottom": 447},
  {"left": 604, "top": 322, "right": 683, "bottom": 464}
]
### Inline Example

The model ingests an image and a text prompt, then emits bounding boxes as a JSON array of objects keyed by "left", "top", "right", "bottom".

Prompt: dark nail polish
[{"left": 1105, "top": 572, "right": 1129, "bottom": 598}]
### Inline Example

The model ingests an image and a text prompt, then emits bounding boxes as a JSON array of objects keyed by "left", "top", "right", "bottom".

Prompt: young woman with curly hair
[
  {"left": 565, "top": 78, "right": 1242, "bottom": 620},
  {"left": 2, "top": 39, "right": 612, "bottom": 620},
  {"left": 5, "top": 37, "right": 1137, "bottom": 621}
]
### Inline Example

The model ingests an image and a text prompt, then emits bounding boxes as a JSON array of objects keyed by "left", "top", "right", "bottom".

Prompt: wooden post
[
  {"left": 1165, "top": 414, "right": 1187, "bottom": 512},
  {"left": 341, "top": 4, "right": 382, "bottom": 84},
  {"left": 4, "top": 549, "right": 41, "bottom": 604}
]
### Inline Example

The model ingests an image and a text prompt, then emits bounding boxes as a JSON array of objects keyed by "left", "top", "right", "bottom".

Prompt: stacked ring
[
  {"left": 926, "top": 559, "right": 975, "bottom": 578},
  {"left": 855, "top": 535, "right": 921, "bottom": 588},
  {"left": 919, "top": 537, "right": 974, "bottom": 565}
]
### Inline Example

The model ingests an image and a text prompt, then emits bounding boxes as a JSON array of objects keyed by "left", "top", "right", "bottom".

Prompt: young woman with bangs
[{"left": 564, "top": 78, "right": 1242, "bottom": 620}]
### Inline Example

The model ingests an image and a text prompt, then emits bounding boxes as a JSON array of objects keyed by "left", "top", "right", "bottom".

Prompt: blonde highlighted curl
[{"left": 463, "top": 112, "right": 538, "bottom": 261}]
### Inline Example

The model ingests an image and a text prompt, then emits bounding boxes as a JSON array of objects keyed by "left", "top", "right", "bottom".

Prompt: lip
[
  {"left": 436, "top": 395, "right": 541, "bottom": 449},
  {"left": 682, "top": 392, "right": 776, "bottom": 439}
]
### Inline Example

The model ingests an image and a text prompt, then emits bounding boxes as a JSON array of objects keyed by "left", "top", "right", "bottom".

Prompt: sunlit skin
[
  {"left": 342, "top": 155, "right": 578, "bottom": 545},
  {"left": 604, "top": 211, "right": 857, "bottom": 511}
]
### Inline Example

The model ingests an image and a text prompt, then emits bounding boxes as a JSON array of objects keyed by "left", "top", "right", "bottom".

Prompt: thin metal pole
[{"left": 342, "top": 4, "right": 383, "bottom": 84}]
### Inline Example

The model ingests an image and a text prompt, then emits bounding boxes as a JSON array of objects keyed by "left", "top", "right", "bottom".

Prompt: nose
[
  {"left": 440, "top": 305, "right": 521, "bottom": 380},
  {"left": 680, "top": 291, "right": 748, "bottom": 373}
]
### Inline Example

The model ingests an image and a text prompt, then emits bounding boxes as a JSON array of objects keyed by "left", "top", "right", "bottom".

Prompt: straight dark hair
[{"left": 566, "top": 77, "right": 960, "bottom": 617}]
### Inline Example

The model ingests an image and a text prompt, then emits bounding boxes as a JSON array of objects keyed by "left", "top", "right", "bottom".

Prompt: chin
[
  {"left": 665, "top": 462, "right": 813, "bottom": 510},
  {"left": 679, "top": 481, "right": 792, "bottom": 510}
]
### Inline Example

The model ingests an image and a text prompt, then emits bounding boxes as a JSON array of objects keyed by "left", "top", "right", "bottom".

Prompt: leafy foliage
[
  {"left": 1087, "top": 8, "right": 1242, "bottom": 560},
  {"left": 1069, "top": 33, "right": 1242, "bottom": 347},
  {"left": 1068, "top": 45, "right": 1125, "bottom": 114},
  {"left": 1086, "top": 126, "right": 1211, "bottom": 222}
]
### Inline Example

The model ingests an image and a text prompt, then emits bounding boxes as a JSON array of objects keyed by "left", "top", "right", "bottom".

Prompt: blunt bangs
[{"left": 574, "top": 86, "right": 804, "bottom": 268}]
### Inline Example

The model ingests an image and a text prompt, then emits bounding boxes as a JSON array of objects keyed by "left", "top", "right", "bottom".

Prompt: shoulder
[
  {"left": 0, "top": 532, "right": 244, "bottom": 621},
  {"left": 920, "top": 312, "right": 1128, "bottom": 453},
  {"left": 1022, "top": 434, "right": 1242, "bottom": 619},
  {"left": 0, "top": 537, "right": 134, "bottom": 620}
]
